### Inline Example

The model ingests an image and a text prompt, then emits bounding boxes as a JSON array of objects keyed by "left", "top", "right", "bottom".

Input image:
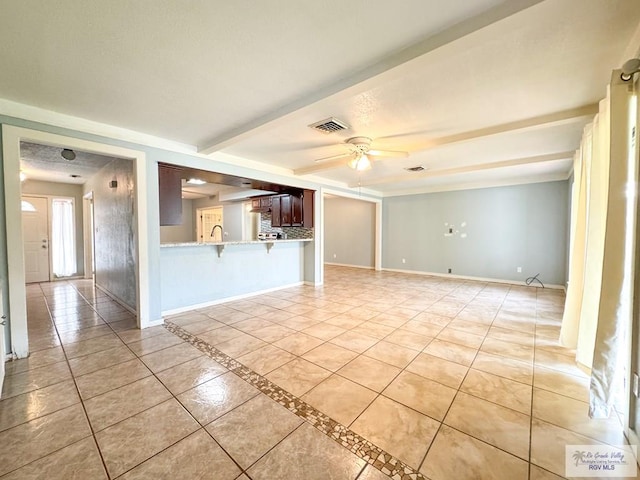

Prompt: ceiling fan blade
[
  {"left": 368, "top": 149, "right": 409, "bottom": 158},
  {"left": 314, "top": 152, "right": 354, "bottom": 163}
]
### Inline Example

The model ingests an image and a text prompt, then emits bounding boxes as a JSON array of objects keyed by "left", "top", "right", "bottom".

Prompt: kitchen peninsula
[
  {"left": 160, "top": 238, "right": 314, "bottom": 314},
  {"left": 157, "top": 162, "right": 318, "bottom": 316}
]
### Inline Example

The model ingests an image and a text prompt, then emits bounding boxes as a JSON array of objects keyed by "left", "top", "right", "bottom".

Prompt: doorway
[
  {"left": 3, "top": 125, "right": 153, "bottom": 362},
  {"left": 197, "top": 206, "right": 224, "bottom": 242},
  {"left": 21, "top": 196, "right": 50, "bottom": 283}
]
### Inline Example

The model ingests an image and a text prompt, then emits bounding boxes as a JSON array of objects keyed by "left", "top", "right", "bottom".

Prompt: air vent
[
  {"left": 308, "top": 117, "right": 350, "bottom": 134},
  {"left": 404, "top": 166, "right": 425, "bottom": 172}
]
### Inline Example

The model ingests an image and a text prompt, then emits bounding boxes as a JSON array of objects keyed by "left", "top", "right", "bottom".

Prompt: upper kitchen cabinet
[
  {"left": 271, "top": 190, "right": 314, "bottom": 228},
  {"left": 158, "top": 163, "right": 183, "bottom": 226},
  {"left": 250, "top": 196, "right": 272, "bottom": 212},
  {"left": 302, "top": 189, "right": 314, "bottom": 227}
]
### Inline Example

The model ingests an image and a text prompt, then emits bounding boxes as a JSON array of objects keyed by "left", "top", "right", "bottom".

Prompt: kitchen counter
[
  {"left": 161, "top": 238, "right": 312, "bottom": 256},
  {"left": 160, "top": 238, "right": 312, "bottom": 248}
]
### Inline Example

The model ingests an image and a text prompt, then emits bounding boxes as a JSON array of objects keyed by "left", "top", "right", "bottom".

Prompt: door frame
[
  {"left": 321, "top": 188, "right": 383, "bottom": 274},
  {"left": 83, "top": 191, "right": 95, "bottom": 280},
  {"left": 2, "top": 125, "right": 151, "bottom": 358},
  {"left": 21, "top": 194, "right": 52, "bottom": 283}
]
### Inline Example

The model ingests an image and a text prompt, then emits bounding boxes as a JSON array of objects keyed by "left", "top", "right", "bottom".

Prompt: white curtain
[
  {"left": 590, "top": 74, "right": 637, "bottom": 418},
  {"left": 560, "top": 72, "right": 638, "bottom": 418},
  {"left": 51, "top": 198, "right": 76, "bottom": 277}
]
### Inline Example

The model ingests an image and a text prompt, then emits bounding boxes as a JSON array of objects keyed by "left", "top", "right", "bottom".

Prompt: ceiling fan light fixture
[
  {"left": 61, "top": 148, "right": 76, "bottom": 161},
  {"left": 348, "top": 154, "right": 371, "bottom": 171}
]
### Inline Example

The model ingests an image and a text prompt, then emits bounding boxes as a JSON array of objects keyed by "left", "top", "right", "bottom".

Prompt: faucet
[{"left": 210, "top": 224, "right": 223, "bottom": 239}]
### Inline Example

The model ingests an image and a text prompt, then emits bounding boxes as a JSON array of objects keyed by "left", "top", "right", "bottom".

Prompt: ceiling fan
[{"left": 315, "top": 136, "right": 409, "bottom": 171}]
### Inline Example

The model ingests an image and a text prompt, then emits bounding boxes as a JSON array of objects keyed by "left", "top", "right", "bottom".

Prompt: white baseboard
[
  {"left": 380, "top": 267, "right": 565, "bottom": 290},
  {"left": 324, "top": 262, "right": 374, "bottom": 270},
  {"left": 303, "top": 280, "right": 323, "bottom": 286},
  {"left": 161, "top": 281, "right": 304, "bottom": 317},
  {"left": 144, "top": 318, "right": 166, "bottom": 328}
]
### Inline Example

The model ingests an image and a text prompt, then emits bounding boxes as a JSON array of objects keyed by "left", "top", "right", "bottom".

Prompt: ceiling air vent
[
  {"left": 308, "top": 117, "right": 350, "bottom": 134},
  {"left": 404, "top": 166, "right": 425, "bottom": 172}
]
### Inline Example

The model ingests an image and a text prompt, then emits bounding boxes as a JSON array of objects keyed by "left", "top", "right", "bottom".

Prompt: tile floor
[{"left": 0, "top": 265, "right": 633, "bottom": 479}]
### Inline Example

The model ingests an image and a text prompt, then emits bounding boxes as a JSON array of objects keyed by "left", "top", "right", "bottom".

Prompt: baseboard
[
  {"left": 324, "top": 262, "right": 374, "bottom": 270},
  {"left": 380, "top": 267, "right": 565, "bottom": 290},
  {"left": 59, "top": 275, "right": 86, "bottom": 281},
  {"left": 161, "top": 281, "right": 304, "bottom": 317},
  {"left": 303, "top": 280, "right": 323, "bottom": 286},
  {"left": 145, "top": 317, "right": 166, "bottom": 328},
  {"left": 95, "top": 284, "right": 138, "bottom": 314}
]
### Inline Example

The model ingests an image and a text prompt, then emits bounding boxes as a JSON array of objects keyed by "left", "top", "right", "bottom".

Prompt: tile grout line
[
  {"left": 165, "top": 320, "right": 429, "bottom": 480},
  {"left": 32, "top": 282, "right": 113, "bottom": 479},
  {"left": 62, "top": 280, "right": 241, "bottom": 479},
  {"left": 415, "top": 281, "right": 505, "bottom": 473}
]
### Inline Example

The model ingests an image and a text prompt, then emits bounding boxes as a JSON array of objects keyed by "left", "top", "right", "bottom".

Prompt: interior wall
[
  {"left": 83, "top": 157, "right": 136, "bottom": 309},
  {"left": 160, "top": 199, "right": 194, "bottom": 243},
  {"left": 20, "top": 180, "right": 84, "bottom": 276},
  {"left": 191, "top": 196, "right": 243, "bottom": 242},
  {"left": 324, "top": 196, "right": 375, "bottom": 268},
  {"left": 382, "top": 180, "right": 569, "bottom": 285},
  {"left": 566, "top": 172, "right": 574, "bottom": 287}
]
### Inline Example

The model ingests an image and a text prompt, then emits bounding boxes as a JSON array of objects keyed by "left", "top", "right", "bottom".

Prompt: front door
[{"left": 22, "top": 196, "right": 50, "bottom": 283}]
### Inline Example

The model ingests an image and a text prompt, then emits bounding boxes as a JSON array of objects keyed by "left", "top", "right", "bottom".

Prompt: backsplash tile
[{"left": 260, "top": 212, "right": 314, "bottom": 239}]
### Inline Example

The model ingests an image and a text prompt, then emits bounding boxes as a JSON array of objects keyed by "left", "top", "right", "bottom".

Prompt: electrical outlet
[
  {"left": 402, "top": 258, "right": 406, "bottom": 264},
  {"left": 333, "top": 253, "right": 337, "bottom": 259},
  {"left": 448, "top": 268, "right": 452, "bottom": 273},
  {"left": 517, "top": 267, "right": 522, "bottom": 273}
]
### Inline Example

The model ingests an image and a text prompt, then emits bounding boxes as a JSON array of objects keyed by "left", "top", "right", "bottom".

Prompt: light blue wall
[
  {"left": 382, "top": 181, "right": 569, "bottom": 285},
  {"left": 21, "top": 180, "right": 85, "bottom": 276},
  {"left": 83, "top": 158, "right": 136, "bottom": 309},
  {"left": 324, "top": 196, "right": 375, "bottom": 268},
  {"left": 1, "top": 114, "right": 367, "bottom": 326},
  {"left": 160, "top": 242, "right": 304, "bottom": 312}
]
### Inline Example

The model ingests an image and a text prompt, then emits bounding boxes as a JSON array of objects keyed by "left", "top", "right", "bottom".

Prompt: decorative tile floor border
[{"left": 165, "top": 321, "right": 427, "bottom": 480}]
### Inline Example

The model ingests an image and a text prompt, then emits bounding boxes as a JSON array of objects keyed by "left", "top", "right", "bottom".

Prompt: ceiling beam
[
  {"left": 294, "top": 158, "right": 351, "bottom": 176},
  {"left": 197, "top": 0, "right": 545, "bottom": 155},
  {"left": 405, "top": 103, "right": 598, "bottom": 152},
  {"left": 348, "top": 151, "right": 575, "bottom": 188},
  {"left": 294, "top": 104, "right": 593, "bottom": 176}
]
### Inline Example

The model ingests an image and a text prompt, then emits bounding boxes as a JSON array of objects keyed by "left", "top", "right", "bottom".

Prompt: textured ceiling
[
  {"left": 2, "top": 0, "right": 639, "bottom": 194},
  {"left": 20, "top": 142, "right": 116, "bottom": 185}
]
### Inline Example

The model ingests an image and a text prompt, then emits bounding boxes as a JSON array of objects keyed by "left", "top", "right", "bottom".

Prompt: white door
[
  {"left": 198, "top": 207, "right": 224, "bottom": 242},
  {"left": 22, "top": 196, "right": 50, "bottom": 283}
]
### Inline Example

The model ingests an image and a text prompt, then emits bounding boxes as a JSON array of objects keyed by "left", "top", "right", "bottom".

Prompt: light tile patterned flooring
[{"left": 0, "top": 265, "right": 631, "bottom": 479}]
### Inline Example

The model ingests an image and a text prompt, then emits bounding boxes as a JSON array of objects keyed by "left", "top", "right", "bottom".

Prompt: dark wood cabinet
[
  {"left": 271, "top": 195, "right": 282, "bottom": 227},
  {"left": 302, "top": 189, "right": 314, "bottom": 227},
  {"left": 280, "top": 195, "right": 292, "bottom": 226},
  {"left": 158, "top": 164, "right": 183, "bottom": 226},
  {"left": 270, "top": 190, "right": 314, "bottom": 228},
  {"left": 251, "top": 196, "right": 272, "bottom": 210},
  {"left": 291, "top": 194, "right": 303, "bottom": 226}
]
